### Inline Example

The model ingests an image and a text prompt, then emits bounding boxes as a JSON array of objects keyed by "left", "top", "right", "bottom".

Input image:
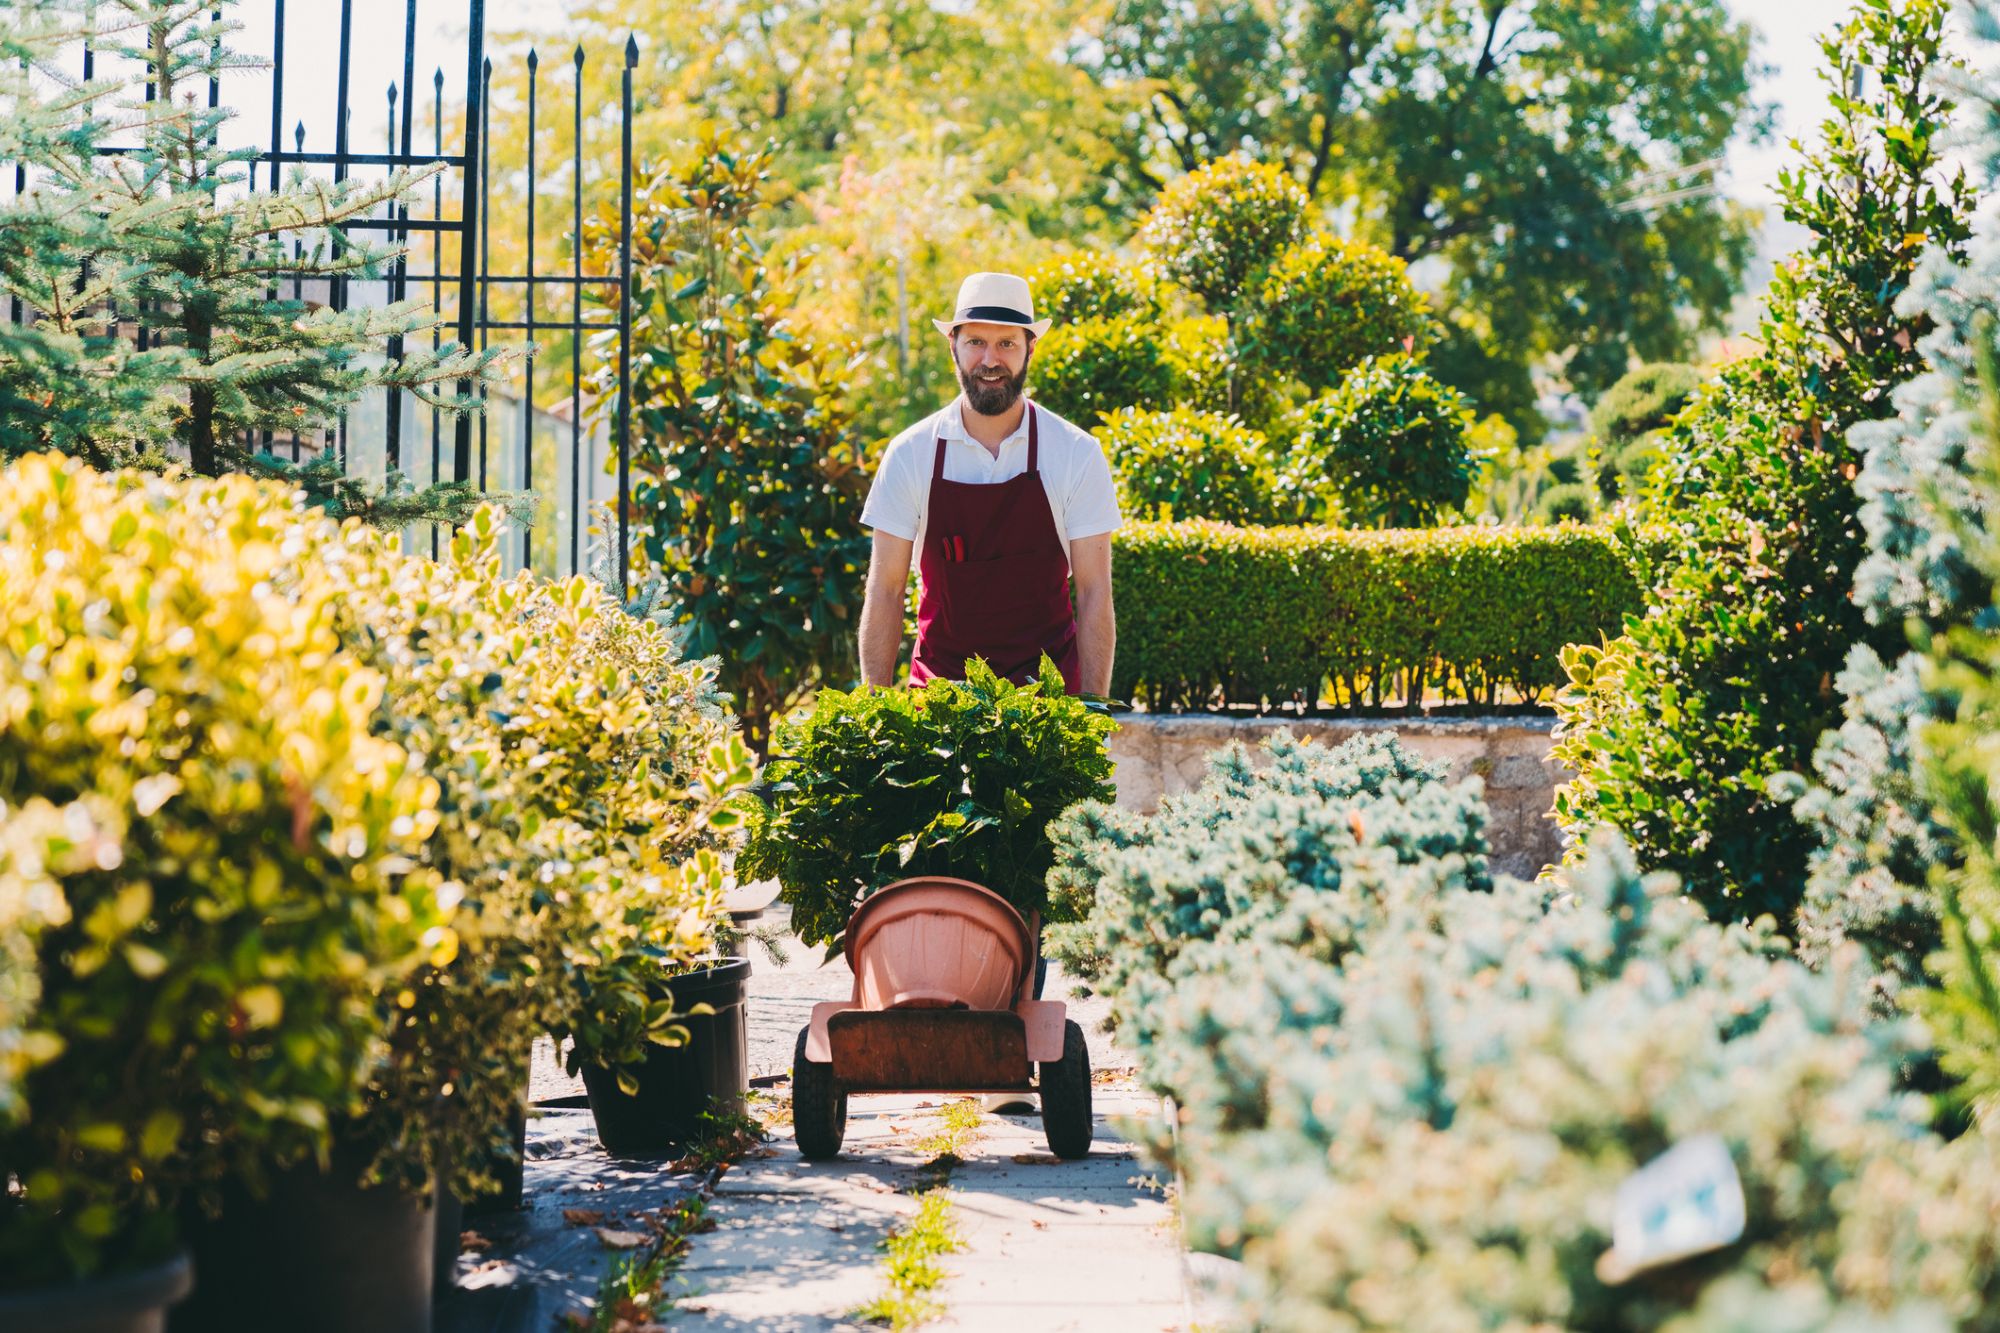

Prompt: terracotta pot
[{"left": 846, "top": 878, "right": 1031, "bottom": 1011}]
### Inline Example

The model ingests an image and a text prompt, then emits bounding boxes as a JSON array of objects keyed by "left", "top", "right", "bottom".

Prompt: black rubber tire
[
  {"left": 791, "top": 1027, "right": 848, "bottom": 1160},
  {"left": 1039, "top": 1019, "right": 1093, "bottom": 1160}
]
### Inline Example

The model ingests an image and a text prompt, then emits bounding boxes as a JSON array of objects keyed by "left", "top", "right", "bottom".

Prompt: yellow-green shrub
[
  {"left": 1112, "top": 522, "right": 1640, "bottom": 710},
  {"left": 1024, "top": 251, "right": 1161, "bottom": 324},
  {"left": 0, "top": 455, "right": 450, "bottom": 1281},
  {"left": 0, "top": 797, "right": 96, "bottom": 1130},
  {"left": 319, "top": 508, "right": 755, "bottom": 1191}
]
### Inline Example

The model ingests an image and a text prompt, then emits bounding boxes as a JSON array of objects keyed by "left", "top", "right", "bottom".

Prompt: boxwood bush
[
  {"left": 1023, "top": 252, "right": 1161, "bottom": 325},
  {"left": 1029, "top": 314, "right": 1178, "bottom": 426},
  {"left": 1110, "top": 521, "right": 1640, "bottom": 710},
  {"left": 1276, "top": 353, "right": 1479, "bottom": 527},
  {"left": 1245, "top": 233, "right": 1433, "bottom": 394},
  {"left": 1095, "top": 406, "right": 1283, "bottom": 525}
]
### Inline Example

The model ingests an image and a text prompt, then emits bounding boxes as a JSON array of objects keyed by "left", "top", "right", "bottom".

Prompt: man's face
[{"left": 952, "top": 321, "right": 1032, "bottom": 416}]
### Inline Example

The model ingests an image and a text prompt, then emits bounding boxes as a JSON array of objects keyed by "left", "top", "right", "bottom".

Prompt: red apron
[{"left": 909, "top": 405, "right": 1081, "bottom": 693}]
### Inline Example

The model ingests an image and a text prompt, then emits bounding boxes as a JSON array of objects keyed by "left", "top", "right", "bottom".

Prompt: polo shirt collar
[{"left": 942, "top": 398, "right": 1032, "bottom": 451}]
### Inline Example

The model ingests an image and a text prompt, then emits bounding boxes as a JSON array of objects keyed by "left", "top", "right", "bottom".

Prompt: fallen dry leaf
[
  {"left": 459, "top": 1230, "right": 492, "bottom": 1253},
  {"left": 1031, "top": 1219, "right": 1047, "bottom": 1229},
  {"left": 561, "top": 1208, "right": 607, "bottom": 1226},
  {"left": 595, "top": 1227, "right": 651, "bottom": 1249},
  {"left": 1011, "top": 1153, "right": 1060, "bottom": 1165},
  {"left": 578, "top": 1181, "right": 608, "bottom": 1192}
]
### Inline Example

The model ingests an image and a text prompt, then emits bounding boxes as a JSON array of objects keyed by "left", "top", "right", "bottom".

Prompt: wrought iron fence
[{"left": 4, "top": 1, "right": 642, "bottom": 591}]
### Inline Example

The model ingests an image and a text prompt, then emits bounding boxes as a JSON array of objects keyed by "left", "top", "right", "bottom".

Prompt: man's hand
[
  {"left": 858, "top": 530, "right": 914, "bottom": 687},
  {"left": 1071, "top": 532, "right": 1116, "bottom": 697}
]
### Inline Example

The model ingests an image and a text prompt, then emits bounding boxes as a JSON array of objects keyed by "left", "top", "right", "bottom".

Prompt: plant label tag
[{"left": 1596, "top": 1134, "right": 1745, "bottom": 1284}]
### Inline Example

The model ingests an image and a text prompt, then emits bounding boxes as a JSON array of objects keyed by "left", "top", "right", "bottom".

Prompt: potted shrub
[
  {"left": 0, "top": 458, "right": 451, "bottom": 1330},
  {"left": 321, "top": 511, "right": 756, "bottom": 1176},
  {"left": 739, "top": 659, "right": 1118, "bottom": 963},
  {"left": 560, "top": 851, "right": 757, "bottom": 1159}
]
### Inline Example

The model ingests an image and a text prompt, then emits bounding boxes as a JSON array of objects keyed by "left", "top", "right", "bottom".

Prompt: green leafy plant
[
  {"left": 1137, "top": 155, "right": 1309, "bottom": 311},
  {"left": 0, "top": 455, "right": 451, "bottom": 1283},
  {"left": 740, "top": 659, "right": 1116, "bottom": 954},
  {"left": 0, "top": 798, "right": 91, "bottom": 1131},
  {"left": 595, "top": 129, "right": 870, "bottom": 749},
  {"left": 1028, "top": 315, "right": 1178, "bottom": 427},
  {"left": 1276, "top": 355, "right": 1478, "bottom": 527},
  {"left": 1111, "top": 521, "right": 1640, "bottom": 711},
  {"left": 1551, "top": 0, "right": 1974, "bottom": 923},
  {"left": 1244, "top": 233, "right": 1432, "bottom": 394},
  {"left": 1095, "top": 406, "right": 1282, "bottom": 525}
]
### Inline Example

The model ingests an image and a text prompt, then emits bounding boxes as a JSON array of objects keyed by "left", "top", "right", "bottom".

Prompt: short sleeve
[
  {"left": 1063, "top": 432, "right": 1123, "bottom": 541},
  {"left": 860, "top": 432, "right": 922, "bottom": 541}
]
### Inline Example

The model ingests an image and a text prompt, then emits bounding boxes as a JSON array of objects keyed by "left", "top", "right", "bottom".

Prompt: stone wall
[{"left": 1106, "top": 713, "right": 1571, "bottom": 881}]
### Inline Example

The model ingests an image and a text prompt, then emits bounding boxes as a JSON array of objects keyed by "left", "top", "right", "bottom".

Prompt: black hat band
[{"left": 954, "top": 304, "right": 1035, "bottom": 326}]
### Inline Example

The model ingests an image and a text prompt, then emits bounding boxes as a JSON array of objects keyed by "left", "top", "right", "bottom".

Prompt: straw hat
[{"left": 931, "top": 271, "right": 1052, "bottom": 339}]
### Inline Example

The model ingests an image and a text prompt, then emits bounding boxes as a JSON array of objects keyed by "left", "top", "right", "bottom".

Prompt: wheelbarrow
[{"left": 791, "top": 876, "right": 1093, "bottom": 1161}]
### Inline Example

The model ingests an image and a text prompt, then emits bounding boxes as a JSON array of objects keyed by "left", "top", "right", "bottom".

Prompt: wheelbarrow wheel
[
  {"left": 792, "top": 1028, "right": 847, "bottom": 1160},
  {"left": 1038, "top": 1020, "right": 1093, "bottom": 1160}
]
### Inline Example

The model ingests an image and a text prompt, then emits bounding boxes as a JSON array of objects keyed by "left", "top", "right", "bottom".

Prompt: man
[
  {"left": 857, "top": 271, "right": 1122, "bottom": 1115},
  {"left": 857, "top": 271, "right": 1121, "bottom": 697}
]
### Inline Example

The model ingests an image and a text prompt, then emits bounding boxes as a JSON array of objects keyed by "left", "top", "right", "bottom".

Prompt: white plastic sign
[{"left": 1596, "top": 1134, "right": 1746, "bottom": 1284}]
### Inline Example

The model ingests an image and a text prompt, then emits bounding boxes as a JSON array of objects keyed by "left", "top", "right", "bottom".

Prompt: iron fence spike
[
  {"left": 626, "top": 35, "right": 639, "bottom": 64},
  {"left": 527, "top": 48, "right": 539, "bottom": 70},
  {"left": 574, "top": 44, "right": 585, "bottom": 67}
]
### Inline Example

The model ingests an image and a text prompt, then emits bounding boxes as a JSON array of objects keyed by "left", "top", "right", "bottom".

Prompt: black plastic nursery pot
[
  {"left": 170, "top": 1143, "right": 437, "bottom": 1333},
  {"left": 579, "top": 956, "right": 751, "bottom": 1158},
  {"left": 0, "top": 1250, "right": 193, "bottom": 1333}
]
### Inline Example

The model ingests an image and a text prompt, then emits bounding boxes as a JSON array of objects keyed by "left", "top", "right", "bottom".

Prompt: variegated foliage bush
[
  {"left": 320, "top": 506, "right": 755, "bottom": 1194},
  {"left": 0, "top": 457, "right": 451, "bottom": 1280},
  {"left": 0, "top": 458, "right": 752, "bottom": 1282}
]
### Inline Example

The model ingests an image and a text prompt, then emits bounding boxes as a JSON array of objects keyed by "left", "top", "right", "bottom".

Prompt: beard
[{"left": 957, "top": 356, "right": 1029, "bottom": 416}]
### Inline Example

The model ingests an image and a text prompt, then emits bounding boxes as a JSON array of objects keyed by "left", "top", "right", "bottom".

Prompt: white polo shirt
[{"left": 861, "top": 398, "right": 1124, "bottom": 570}]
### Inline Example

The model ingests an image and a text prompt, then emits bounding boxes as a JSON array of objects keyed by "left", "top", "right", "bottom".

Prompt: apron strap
[
  {"left": 1026, "top": 404, "right": 1039, "bottom": 473},
  {"left": 932, "top": 432, "right": 948, "bottom": 482}
]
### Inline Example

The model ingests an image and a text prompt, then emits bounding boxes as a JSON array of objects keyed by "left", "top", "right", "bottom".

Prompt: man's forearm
[
  {"left": 858, "top": 588, "right": 904, "bottom": 687},
  {"left": 1075, "top": 588, "right": 1115, "bottom": 696}
]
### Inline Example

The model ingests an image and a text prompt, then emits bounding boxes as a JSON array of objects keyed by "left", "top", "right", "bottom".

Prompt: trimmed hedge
[{"left": 1112, "top": 522, "right": 1640, "bottom": 710}]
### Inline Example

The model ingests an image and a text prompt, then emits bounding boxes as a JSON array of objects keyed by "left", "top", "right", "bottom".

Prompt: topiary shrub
[
  {"left": 1029, "top": 314, "right": 1179, "bottom": 426},
  {"left": 1024, "top": 251, "right": 1161, "bottom": 324},
  {"left": 1138, "top": 154, "right": 1310, "bottom": 310},
  {"left": 1551, "top": 0, "right": 1974, "bottom": 925},
  {"left": 1534, "top": 480, "right": 1596, "bottom": 524},
  {"left": 1095, "top": 406, "right": 1282, "bottom": 525},
  {"left": 740, "top": 660, "right": 1116, "bottom": 957},
  {"left": 1276, "top": 354, "right": 1477, "bottom": 527},
  {"left": 1244, "top": 233, "right": 1433, "bottom": 393},
  {"left": 1587, "top": 361, "right": 1703, "bottom": 500},
  {"left": 0, "top": 456, "right": 452, "bottom": 1282},
  {"left": 1589, "top": 361, "right": 1703, "bottom": 445},
  {"left": 1162, "top": 313, "right": 1293, "bottom": 431}
]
